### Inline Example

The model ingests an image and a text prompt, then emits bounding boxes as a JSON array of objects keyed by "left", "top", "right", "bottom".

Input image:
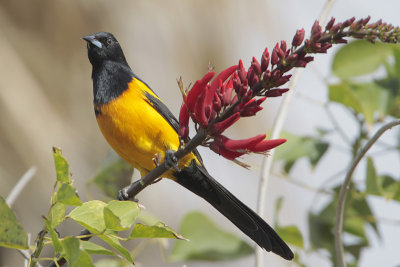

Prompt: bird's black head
[{"left": 82, "top": 32, "right": 128, "bottom": 67}]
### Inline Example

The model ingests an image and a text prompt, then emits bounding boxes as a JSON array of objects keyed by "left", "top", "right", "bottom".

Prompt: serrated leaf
[
  {"left": 104, "top": 200, "right": 140, "bottom": 231},
  {"left": 80, "top": 240, "right": 115, "bottom": 256},
  {"left": 49, "top": 202, "right": 66, "bottom": 228},
  {"left": 56, "top": 183, "right": 82, "bottom": 206},
  {"left": 53, "top": 147, "right": 70, "bottom": 183},
  {"left": 90, "top": 152, "right": 133, "bottom": 198},
  {"left": 169, "top": 212, "right": 253, "bottom": 262},
  {"left": 332, "top": 40, "right": 393, "bottom": 79},
  {"left": 275, "top": 132, "right": 329, "bottom": 173},
  {"left": 276, "top": 225, "right": 304, "bottom": 248},
  {"left": 68, "top": 200, "right": 107, "bottom": 233},
  {"left": 99, "top": 230, "right": 134, "bottom": 263},
  {"left": 44, "top": 218, "right": 63, "bottom": 255},
  {"left": 0, "top": 196, "right": 28, "bottom": 249},
  {"left": 130, "top": 222, "right": 185, "bottom": 239}
]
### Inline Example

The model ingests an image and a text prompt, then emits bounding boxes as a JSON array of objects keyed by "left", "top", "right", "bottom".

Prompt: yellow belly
[{"left": 95, "top": 78, "right": 196, "bottom": 178}]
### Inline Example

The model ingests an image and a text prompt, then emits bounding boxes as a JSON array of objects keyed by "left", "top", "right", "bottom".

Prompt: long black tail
[{"left": 174, "top": 162, "right": 294, "bottom": 260}]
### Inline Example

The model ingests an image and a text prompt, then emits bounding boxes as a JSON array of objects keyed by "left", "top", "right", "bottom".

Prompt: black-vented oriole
[{"left": 83, "top": 32, "right": 293, "bottom": 260}]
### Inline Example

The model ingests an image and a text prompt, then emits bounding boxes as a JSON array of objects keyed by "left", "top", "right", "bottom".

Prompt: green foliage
[
  {"left": 332, "top": 40, "right": 394, "bottom": 79},
  {"left": 275, "top": 131, "right": 329, "bottom": 173},
  {"left": 169, "top": 211, "right": 254, "bottom": 262},
  {"left": 130, "top": 222, "right": 186, "bottom": 239},
  {"left": 0, "top": 196, "right": 28, "bottom": 249},
  {"left": 330, "top": 40, "right": 400, "bottom": 124},
  {"left": 89, "top": 152, "right": 133, "bottom": 198},
  {"left": 1, "top": 148, "right": 189, "bottom": 266}
]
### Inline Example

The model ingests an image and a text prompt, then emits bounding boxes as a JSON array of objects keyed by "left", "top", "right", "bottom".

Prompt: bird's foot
[{"left": 164, "top": 149, "right": 180, "bottom": 172}]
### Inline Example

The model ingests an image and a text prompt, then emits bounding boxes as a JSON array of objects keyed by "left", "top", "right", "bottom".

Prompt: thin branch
[
  {"left": 6, "top": 166, "right": 37, "bottom": 206},
  {"left": 255, "top": 1, "right": 336, "bottom": 265},
  {"left": 324, "top": 103, "right": 352, "bottom": 145},
  {"left": 335, "top": 119, "right": 400, "bottom": 267}
]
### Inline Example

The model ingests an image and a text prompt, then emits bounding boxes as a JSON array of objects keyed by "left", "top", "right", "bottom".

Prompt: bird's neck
[{"left": 92, "top": 60, "right": 133, "bottom": 105}]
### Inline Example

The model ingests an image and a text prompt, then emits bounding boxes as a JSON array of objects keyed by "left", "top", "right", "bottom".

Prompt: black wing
[{"left": 144, "top": 91, "right": 204, "bottom": 164}]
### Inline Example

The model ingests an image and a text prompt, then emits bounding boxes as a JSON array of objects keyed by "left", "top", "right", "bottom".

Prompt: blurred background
[{"left": 1, "top": 0, "right": 399, "bottom": 266}]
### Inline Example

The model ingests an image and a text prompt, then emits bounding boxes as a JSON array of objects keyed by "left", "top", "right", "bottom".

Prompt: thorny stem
[{"left": 335, "top": 119, "right": 400, "bottom": 267}]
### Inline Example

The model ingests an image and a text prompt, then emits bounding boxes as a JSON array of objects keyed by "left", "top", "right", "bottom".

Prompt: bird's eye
[{"left": 106, "top": 38, "right": 113, "bottom": 45}]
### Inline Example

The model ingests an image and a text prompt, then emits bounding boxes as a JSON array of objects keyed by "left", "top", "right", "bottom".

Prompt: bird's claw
[{"left": 164, "top": 149, "right": 180, "bottom": 172}]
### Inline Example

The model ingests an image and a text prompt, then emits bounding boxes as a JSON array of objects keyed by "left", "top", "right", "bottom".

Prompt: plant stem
[
  {"left": 254, "top": 1, "right": 336, "bottom": 265},
  {"left": 335, "top": 119, "right": 400, "bottom": 267}
]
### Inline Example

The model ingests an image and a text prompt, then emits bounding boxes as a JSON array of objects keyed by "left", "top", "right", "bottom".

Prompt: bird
[{"left": 83, "top": 31, "right": 294, "bottom": 260}]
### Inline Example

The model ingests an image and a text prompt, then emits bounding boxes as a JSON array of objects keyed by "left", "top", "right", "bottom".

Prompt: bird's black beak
[{"left": 82, "top": 35, "right": 102, "bottom": 49}]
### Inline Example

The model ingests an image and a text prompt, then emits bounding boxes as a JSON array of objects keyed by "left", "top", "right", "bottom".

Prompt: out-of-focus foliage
[
  {"left": 169, "top": 211, "right": 254, "bottom": 262},
  {"left": 277, "top": 40, "right": 400, "bottom": 267}
]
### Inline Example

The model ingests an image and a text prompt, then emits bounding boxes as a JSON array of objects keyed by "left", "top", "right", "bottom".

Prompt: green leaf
[
  {"left": 49, "top": 202, "right": 66, "bottom": 228},
  {"left": 56, "top": 183, "right": 82, "bottom": 206},
  {"left": 275, "top": 132, "right": 329, "bottom": 173},
  {"left": 380, "top": 175, "right": 400, "bottom": 201},
  {"left": 80, "top": 240, "right": 115, "bottom": 256},
  {"left": 276, "top": 225, "right": 304, "bottom": 248},
  {"left": 169, "top": 212, "right": 253, "bottom": 262},
  {"left": 366, "top": 157, "right": 381, "bottom": 195},
  {"left": 53, "top": 147, "right": 70, "bottom": 183},
  {"left": 61, "top": 237, "right": 81, "bottom": 266},
  {"left": 332, "top": 40, "right": 393, "bottom": 79},
  {"left": 99, "top": 230, "right": 134, "bottom": 263},
  {"left": 95, "top": 259, "right": 134, "bottom": 267},
  {"left": 0, "top": 196, "right": 28, "bottom": 249},
  {"left": 130, "top": 222, "right": 185, "bottom": 239},
  {"left": 104, "top": 200, "right": 140, "bottom": 231},
  {"left": 72, "top": 250, "right": 95, "bottom": 267},
  {"left": 90, "top": 152, "right": 134, "bottom": 198},
  {"left": 68, "top": 200, "right": 107, "bottom": 233},
  {"left": 329, "top": 82, "right": 391, "bottom": 124},
  {"left": 44, "top": 217, "right": 63, "bottom": 255}
]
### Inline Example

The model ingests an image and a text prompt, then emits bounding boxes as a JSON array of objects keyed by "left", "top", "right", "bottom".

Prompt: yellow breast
[{"left": 95, "top": 78, "right": 196, "bottom": 178}]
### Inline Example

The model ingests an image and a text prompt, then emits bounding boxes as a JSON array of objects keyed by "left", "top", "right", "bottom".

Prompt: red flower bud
[
  {"left": 194, "top": 90, "right": 208, "bottom": 127},
  {"left": 271, "top": 43, "right": 280, "bottom": 65},
  {"left": 265, "top": 88, "right": 289, "bottom": 97},
  {"left": 186, "top": 71, "right": 215, "bottom": 113},
  {"left": 280, "top": 40, "right": 287, "bottom": 54},
  {"left": 262, "top": 70, "right": 271, "bottom": 82},
  {"left": 292, "top": 28, "right": 305, "bottom": 47},
  {"left": 330, "top": 23, "right": 342, "bottom": 34},
  {"left": 249, "top": 138, "right": 286, "bottom": 153},
  {"left": 232, "top": 72, "right": 241, "bottom": 92},
  {"left": 311, "top": 21, "right": 322, "bottom": 43},
  {"left": 251, "top": 57, "right": 262, "bottom": 75},
  {"left": 213, "top": 91, "right": 221, "bottom": 112},
  {"left": 325, "top": 17, "right": 335, "bottom": 31},
  {"left": 274, "top": 75, "right": 292, "bottom": 87},
  {"left": 179, "top": 103, "right": 189, "bottom": 140},
  {"left": 241, "top": 106, "right": 263, "bottom": 117},
  {"left": 203, "top": 65, "right": 237, "bottom": 122},
  {"left": 214, "top": 134, "right": 267, "bottom": 152},
  {"left": 261, "top": 48, "right": 270, "bottom": 72},
  {"left": 209, "top": 142, "right": 245, "bottom": 160},
  {"left": 247, "top": 68, "right": 259, "bottom": 87},
  {"left": 342, "top": 17, "right": 355, "bottom": 28},
  {"left": 238, "top": 60, "right": 247, "bottom": 83},
  {"left": 222, "top": 79, "right": 234, "bottom": 105},
  {"left": 210, "top": 112, "right": 240, "bottom": 135}
]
